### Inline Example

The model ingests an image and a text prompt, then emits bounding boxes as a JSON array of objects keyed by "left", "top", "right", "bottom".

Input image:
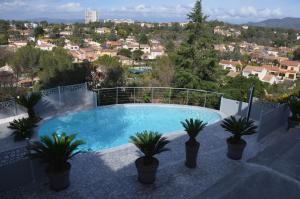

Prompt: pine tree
[{"left": 174, "top": 0, "right": 217, "bottom": 86}]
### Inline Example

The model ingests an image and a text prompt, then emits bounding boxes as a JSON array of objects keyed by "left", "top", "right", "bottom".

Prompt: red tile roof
[{"left": 281, "top": 60, "right": 300, "bottom": 67}]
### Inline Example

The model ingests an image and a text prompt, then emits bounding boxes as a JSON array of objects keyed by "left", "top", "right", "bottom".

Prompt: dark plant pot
[
  {"left": 47, "top": 163, "right": 71, "bottom": 191},
  {"left": 288, "top": 117, "right": 300, "bottom": 129},
  {"left": 135, "top": 157, "right": 159, "bottom": 184},
  {"left": 227, "top": 138, "right": 247, "bottom": 160},
  {"left": 185, "top": 141, "right": 200, "bottom": 168}
]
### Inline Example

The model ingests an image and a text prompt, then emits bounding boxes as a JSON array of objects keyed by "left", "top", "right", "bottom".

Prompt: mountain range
[{"left": 247, "top": 17, "right": 300, "bottom": 30}]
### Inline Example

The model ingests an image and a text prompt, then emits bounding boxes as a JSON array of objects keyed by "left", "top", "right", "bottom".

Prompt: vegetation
[
  {"left": 16, "top": 92, "right": 41, "bottom": 118},
  {"left": 287, "top": 96, "right": 300, "bottom": 120},
  {"left": 181, "top": 119, "right": 207, "bottom": 144},
  {"left": 33, "top": 26, "right": 45, "bottom": 38},
  {"left": 293, "top": 48, "right": 300, "bottom": 60},
  {"left": 8, "top": 118, "right": 38, "bottom": 141},
  {"left": 174, "top": 0, "right": 217, "bottom": 88},
  {"left": 221, "top": 116, "right": 257, "bottom": 144},
  {"left": 28, "top": 132, "right": 85, "bottom": 172},
  {"left": 94, "top": 55, "right": 125, "bottom": 87},
  {"left": 130, "top": 131, "right": 169, "bottom": 165},
  {"left": 118, "top": 48, "right": 132, "bottom": 58},
  {"left": 0, "top": 20, "right": 9, "bottom": 45},
  {"left": 1, "top": 0, "right": 299, "bottom": 103}
]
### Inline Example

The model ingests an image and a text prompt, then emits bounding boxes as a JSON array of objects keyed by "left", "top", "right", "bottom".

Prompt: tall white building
[{"left": 85, "top": 9, "right": 98, "bottom": 24}]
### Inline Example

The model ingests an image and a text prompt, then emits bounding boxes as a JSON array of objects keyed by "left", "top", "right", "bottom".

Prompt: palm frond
[
  {"left": 28, "top": 132, "right": 85, "bottom": 172},
  {"left": 221, "top": 116, "right": 257, "bottom": 138},
  {"left": 8, "top": 118, "right": 38, "bottom": 141},
  {"left": 181, "top": 118, "right": 207, "bottom": 139},
  {"left": 130, "top": 131, "right": 170, "bottom": 158}
]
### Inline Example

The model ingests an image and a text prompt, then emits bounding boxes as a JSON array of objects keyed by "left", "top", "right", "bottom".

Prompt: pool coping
[
  {"left": 0, "top": 104, "right": 227, "bottom": 153},
  {"left": 35, "top": 104, "right": 227, "bottom": 153}
]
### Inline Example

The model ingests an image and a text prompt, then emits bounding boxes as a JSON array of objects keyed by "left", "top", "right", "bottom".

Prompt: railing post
[
  {"left": 186, "top": 89, "right": 189, "bottom": 105},
  {"left": 204, "top": 92, "right": 207, "bottom": 107},
  {"left": 219, "top": 95, "right": 223, "bottom": 110},
  {"left": 116, "top": 87, "right": 118, "bottom": 104},
  {"left": 58, "top": 86, "right": 61, "bottom": 107},
  {"left": 14, "top": 100, "right": 18, "bottom": 115},
  {"left": 169, "top": 88, "right": 172, "bottom": 104},
  {"left": 151, "top": 88, "right": 154, "bottom": 103},
  {"left": 97, "top": 90, "right": 100, "bottom": 106},
  {"left": 133, "top": 87, "right": 136, "bottom": 103}
]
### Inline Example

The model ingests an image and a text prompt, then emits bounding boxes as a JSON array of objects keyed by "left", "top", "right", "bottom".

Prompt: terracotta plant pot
[
  {"left": 135, "top": 157, "right": 159, "bottom": 184},
  {"left": 185, "top": 141, "right": 200, "bottom": 168},
  {"left": 47, "top": 163, "right": 71, "bottom": 191},
  {"left": 227, "top": 138, "right": 247, "bottom": 160}
]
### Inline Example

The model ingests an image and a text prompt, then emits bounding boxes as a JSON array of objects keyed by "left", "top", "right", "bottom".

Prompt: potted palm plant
[
  {"left": 28, "top": 132, "right": 85, "bottom": 191},
  {"left": 8, "top": 117, "right": 38, "bottom": 141},
  {"left": 221, "top": 116, "right": 257, "bottom": 160},
  {"left": 16, "top": 92, "right": 41, "bottom": 119},
  {"left": 130, "top": 131, "right": 169, "bottom": 184},
  {"left": 181, "top": 118, "right": 207, "bottom": 168},
  {"left": 287, "top": 96, "right": 300, "bottom": 129}
]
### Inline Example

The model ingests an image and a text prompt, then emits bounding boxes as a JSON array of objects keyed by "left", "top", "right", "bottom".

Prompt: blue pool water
[{"left": 38, "top": 104, "right": 222, "bottom": 151}]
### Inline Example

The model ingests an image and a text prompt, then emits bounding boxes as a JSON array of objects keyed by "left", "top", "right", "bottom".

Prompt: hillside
[{"left": 247, "top": 17, "right": 300, "bottom": 30}]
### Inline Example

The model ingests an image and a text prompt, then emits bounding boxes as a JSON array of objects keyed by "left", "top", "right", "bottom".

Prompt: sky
[{"left": 0, "top": 0, "right": 300, "bottom": 23}]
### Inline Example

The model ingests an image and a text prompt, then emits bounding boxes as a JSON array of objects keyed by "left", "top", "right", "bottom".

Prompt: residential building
[
  {"left": 242, "top": 64, "right": 298, "bottom": 84},
  {"left": 70, "top": 50, "right": 86, "bottom": 62},
  {"left": 242, "top": 66, "right": 268, "bottom": 80},
  {"left": 118, "top": 55, "right": 132, "bottom": 66},
  {"left": 219, "top": 60, "right": 242, "bottom": 72},
  {"left": 24, "top": 22, "right": 38, "bottom": 29},
  {"left": 140, "top": 23, "right": 155, "bottom": 28},
  {"left": 60, "top": 31, "right": 73, "bottom": 37},
  {"left": 106, "top": 40, "right": 122, "bottom": 49},
  {"left": 81, "top": 48, "right": 98, "bottom": 61},
  {"left": 104, "top": 19, "right": 135, "bottom": 24},
  {"left": 64, "top": 43, "right": 80, "bottom": 51},
  {"left": 124, "top": 43, "right": 140, "bottom": 52},
  {"left": 147, "top": 48, "right": 165, "bottom": 60},
  {"left": 98, "top": 49, "right": 118, "bottom": 57},
  {"left": 0, "top": 64, "right": 15, "bottom": 86},
  {"left": 36, "top": 40, "right": 56, "bottom": 51},
  {"left": 261, "top": 74, "right": 277, "bottom": 85},
  {"left": 139, "top": 44, "right": 151, "bottom": 54},
  {"left": 280, "top": 60, "right": 300, "bottom": 72},
  {"left": 10, "top": 40, "right": 27, "bottom": 49},
  {"left": 85, "top": 9, "right": 98, "bottom": 24},
  {"left": 95, "top": 27, "right": 111, "bottom": 35}
]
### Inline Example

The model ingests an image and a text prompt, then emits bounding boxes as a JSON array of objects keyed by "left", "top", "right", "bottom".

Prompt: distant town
[{"left": 1, "top": 8, "right": 300, "bottom": 102}]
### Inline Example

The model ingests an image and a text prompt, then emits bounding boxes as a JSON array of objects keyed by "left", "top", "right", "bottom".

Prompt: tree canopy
[{"left": 174, "top": 0, "right": 217, "bottom": 87}]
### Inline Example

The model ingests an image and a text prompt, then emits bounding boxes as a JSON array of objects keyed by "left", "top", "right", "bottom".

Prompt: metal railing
[
  {"left": 0, "top": 83, "right": 95, "bottom": 120},
  {"left": 93, "top": 87, "right": 223, "bottom": 110}
]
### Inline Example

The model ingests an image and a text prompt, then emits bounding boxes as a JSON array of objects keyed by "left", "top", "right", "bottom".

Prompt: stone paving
[{"left": 0, "top": 122, "right": 299, "bottom": 199}]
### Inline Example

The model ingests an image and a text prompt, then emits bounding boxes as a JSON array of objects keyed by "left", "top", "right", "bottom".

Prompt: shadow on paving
[
  {"left": 0, "top": 121, "right": 242, "bottom": 199},
  {"left": 196, "top": 129, "right": 300, "bottom": 199}
]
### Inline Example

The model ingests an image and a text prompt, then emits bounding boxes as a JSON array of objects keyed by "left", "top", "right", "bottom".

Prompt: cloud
[
  {"left": 206, "top": 6, "right": 282, "bottom": 21},
  {"left": 58, "top": 2, "right": 83, "bottom": 12},
  {"left": 0, "top": 0, "right": 26, "bottom": 10},
  {"left": 108, "top": 4, "right": 193, "bottom": 18}
]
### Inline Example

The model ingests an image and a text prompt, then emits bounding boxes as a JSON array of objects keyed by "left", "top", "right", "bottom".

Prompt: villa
[
  {"left": 219, "top": 60, "right": 242, "bottom": 72},
  {"left": 36, "top": 40, "right": 56, "bottom": 51},
  {"left": 1, "top": 0, "right": 300, "bottom": 198},
  {"left": 117, "top": 55, "right": 132, "bottom": 66},
  {"left": 95, "top": 27, "right": 111, "bottom": 35}
]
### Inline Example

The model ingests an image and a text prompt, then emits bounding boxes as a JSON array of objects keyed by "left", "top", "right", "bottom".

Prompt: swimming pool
[{"left": 38, "top": 104, "right": 222, "bottom": 151}]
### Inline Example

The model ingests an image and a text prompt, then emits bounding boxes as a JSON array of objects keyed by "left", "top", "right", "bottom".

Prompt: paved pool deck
[{"left": 1, "top": 120, "right": 299, "bottom": 199}]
